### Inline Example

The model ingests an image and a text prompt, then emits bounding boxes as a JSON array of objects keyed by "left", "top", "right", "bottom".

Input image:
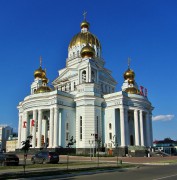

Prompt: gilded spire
[
  {"left": 34, "top": 56, "right": 46, "bottom": 79},
  {"left": 128, "top": 57, "right": 131, "bottom": 69},
  {"left": 40, "top": 56, "right": 42, "bottom": 67},
  {"left": 83, "top": 11, "right": 87, "bottom": 21},
  {"left": 81, "top": 11, "right": 90, "bottom": 30}
]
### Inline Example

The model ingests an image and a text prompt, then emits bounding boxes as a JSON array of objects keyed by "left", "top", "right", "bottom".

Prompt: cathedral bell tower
[{"left": 31, "top": 56, "right": 51, "bottom": 94}]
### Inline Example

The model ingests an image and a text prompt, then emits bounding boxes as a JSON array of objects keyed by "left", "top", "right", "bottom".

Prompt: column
[
  {"left": 37, "top": 109, "right": 42, "bottom": 148},
  {"left": 124, "top": 108, "right": 129, "bottom": 145},
  {"left": 17, "top": 114, "right": 22, "bottom": 148},
  {"left": 145, "top": 112, "right": 151, "bottom": 147},
  {"left": 23, "top": 111, "right": 28, "bottom": 141},
  {"left": 149, "top": 112, "right": 153, "bottom": 146},
  {"left": 88, "top": 64, "right": 91, "bottom": 82},
  {"left": 140, "top": 110, "right": 145, "bottom": 146},
  {"left": 32, "top": 109, "right": 37, "bottom": 148},
  {"left": 120, "top": 107, "right": 125, "bottom": 146},
  {"left": 59, "top": 111, "right": 62, "bottom": 146},
  {"left": 49, "top": 108, "right": 54, "bottom": 148},
  {"left": 134, "top": 109, "right": 140, "bottom": 146},
  {"left": 53, "top": 106, "right": 59, "bottom": 147}
]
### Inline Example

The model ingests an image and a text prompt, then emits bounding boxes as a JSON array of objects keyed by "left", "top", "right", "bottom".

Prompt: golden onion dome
[
  {"left": 80, "top": 44, "right": 95, "bottom": 58},
  {"left": 34, "top": 67, "right": 46, "bottom": 79},
  {"left": 123, "top": 68, "right": 135, "bottom": 81},
  {"left": 80, "top": 20, "right": 90, "bottom": 29},
  {"left": 34, "top": 86, "right": 51, "bottom": 94},
  {"left": 69, "top": 31, "right": 101, "bottom": 49}
]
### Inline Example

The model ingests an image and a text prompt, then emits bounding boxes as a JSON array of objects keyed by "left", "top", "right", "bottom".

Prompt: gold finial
[
  {"left": 128, "top": 57, "right": 131, "bottom": 69},
  {"left": 83, "top": 11, "right": 87, "bottom": 20},
  {"left": 40, "top": 56, "right": 42, "bottom": 67}
]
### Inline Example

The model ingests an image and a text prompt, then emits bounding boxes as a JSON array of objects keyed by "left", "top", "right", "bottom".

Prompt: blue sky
[{"left": 0, "top": 0, "right": 176, "bottom": 141}]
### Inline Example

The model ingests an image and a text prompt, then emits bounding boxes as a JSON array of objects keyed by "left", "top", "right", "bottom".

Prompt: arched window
[
  {"left": 82, "top": 70, "right": 86, "bottom": 82},
  {"left": 91, "top": 71, "right": 95, "bottom": 82},
  {"left": 77, "top": 50, "right": 79, "bottom": 57},
  {"left": 80, "top": 116, "right": 82, "bottom": 140},
  {"left": 130, "top": 135, "right": 134, "bottom": 146},
  {"left": 109, "top": 123, "right": 112, "bottom": 130},
  {"left": 109, "top": 133, "right": 112, "bottom": 140},
  {"left": 66, "top": 122, "right": 69, "bottom": 130},
  {"left": 74, "top": 82, "right": 76, "bottom": 90},
  {"left": 69, "top": 83, "right": 71, "bottom": 91}
]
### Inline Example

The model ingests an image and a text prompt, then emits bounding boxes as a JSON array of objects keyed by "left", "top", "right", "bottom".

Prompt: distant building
[
  {"left": 153, "top": 138, "right": 177, "bottom": 155},
  {"left": 6, "top": 134, "right": 18, "bottom": 152},
  {"left": 0, "top": 125, "right": 13, "bottom": 152}
]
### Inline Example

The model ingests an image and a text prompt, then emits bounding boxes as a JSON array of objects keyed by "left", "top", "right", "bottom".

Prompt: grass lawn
[{"left": 0, "top": 162, "right": 135, "bottom": 179}]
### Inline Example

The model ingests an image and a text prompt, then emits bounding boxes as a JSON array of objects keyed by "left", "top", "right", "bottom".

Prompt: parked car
[
  {"left": 0, "top": 153, "right": 19, "bottom": 166},
  {"left": 31, "top": 151, "right": 59, "bottom": 164}
]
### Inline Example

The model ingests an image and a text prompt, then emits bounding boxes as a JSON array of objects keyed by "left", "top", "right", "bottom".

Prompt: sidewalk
[{"left": 61, "top": 155, "right": 177, "bottom": 164}]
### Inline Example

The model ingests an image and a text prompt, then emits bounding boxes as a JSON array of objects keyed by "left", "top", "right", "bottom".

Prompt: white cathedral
[{"left": 17, "top": 17, "right": 153, "bottom": 156}]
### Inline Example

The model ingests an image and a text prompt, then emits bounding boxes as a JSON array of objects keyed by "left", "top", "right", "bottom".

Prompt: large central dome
[
  {"left": 68, "top": 20, "right": 101, "bottom": 49},
  {"left": 69, "top": 31, "right": 101, "bottom": 49}
]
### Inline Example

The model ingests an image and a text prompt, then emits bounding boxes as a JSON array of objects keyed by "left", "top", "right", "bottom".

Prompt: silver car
[{"left": 31, "top": 151, "right": 59, "bottom": 164}]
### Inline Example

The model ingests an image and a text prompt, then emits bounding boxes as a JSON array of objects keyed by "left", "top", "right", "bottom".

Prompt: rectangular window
[
  {"left": 47, "top": 120, "right": 49, "bottom": 131},
  {"left": 36, "top": 121, "right": 38, "bottom": 132},
  {"left": 66, "top": 123, "right": 69, "bottom": 130},
  {"left": 97, "top": 116, "right": 99, "bottom": 134},
  {"left": 109, "top": 133, "right": 112, "bottom": 140},
  {"left": 66, "top": 132, "right": 69, "bottom": 141},
  {"left": 80, "top": 116, "right": 82, "bottom": 140}
]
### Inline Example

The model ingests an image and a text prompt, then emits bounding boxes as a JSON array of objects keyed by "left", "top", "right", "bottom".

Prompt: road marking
[{"left": 153, "top": 174, "right": 177, "bottom": 180}]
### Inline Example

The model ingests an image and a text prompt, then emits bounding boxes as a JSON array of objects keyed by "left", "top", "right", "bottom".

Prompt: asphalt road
[{"left": 46, "top": 164, "right": 177, "bottom": 180}]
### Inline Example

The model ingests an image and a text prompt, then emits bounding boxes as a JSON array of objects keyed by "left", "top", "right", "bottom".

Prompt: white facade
[{"left": 17, "top": 19, "right": 153, "bottom": 155}]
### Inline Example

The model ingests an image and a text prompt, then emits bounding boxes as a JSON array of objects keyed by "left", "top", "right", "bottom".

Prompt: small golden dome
[
  {"left": 42, "top": 76, "right": 48, "bottom": 84},
  {"left": 80, "top": 44, "right": 95, "bottom": 58},
  {"left": 34, "top": 67, "right": 46, "bottom": 79},
  {"left": 34, "top": 86, "right": 51, "bottom": 94},
  {"left": 125, "top": 87, "right": 138, "bottom": 94},
  {"left": 128, "top": 79, "right": 134, "bottom": 85},
  {"left": 124, "top": 68, "right": 135, "bottom": 80},
  {"left": 80, "top": 20, "right": 90, "bottom": 29}
]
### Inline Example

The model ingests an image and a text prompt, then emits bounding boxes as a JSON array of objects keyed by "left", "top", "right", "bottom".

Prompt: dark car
[
  {"left": 0, "top": 153, "right": 19, "bottom": 166},
  {"left": 31, "top": 151, "right": 59, "bottom": 164}
]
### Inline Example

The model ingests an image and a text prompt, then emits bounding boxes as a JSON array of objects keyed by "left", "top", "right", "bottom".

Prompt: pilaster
[{"left": 134, "top": 109, "right": 140, "bottom": 146}]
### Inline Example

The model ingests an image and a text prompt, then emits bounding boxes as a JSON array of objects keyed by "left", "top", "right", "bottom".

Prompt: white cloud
[{"left": 152, "top": 115, "right": 175, "bottom": 121}]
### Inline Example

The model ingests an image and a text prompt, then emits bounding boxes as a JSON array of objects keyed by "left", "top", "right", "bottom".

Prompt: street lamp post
[
  {"left": 96, "top": 137, "right": 101, "bottom": 167},
  {"left": 88, "top": 140, "right": 93, "bottom": 160},
  {"left": 111, "top": 135, "right": 119, "bottom": 166},
  {"left": 66, "top": 136, "right": 76, "bottom": 171},
  {"left": 91, "top": 133, "right": 96, "bottom": 157}
]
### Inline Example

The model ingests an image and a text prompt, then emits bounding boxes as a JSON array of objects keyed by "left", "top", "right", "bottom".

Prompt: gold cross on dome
[
  {"left": 83, "top": 11, "right": 87, "bottom": 20},
  {"left": 40, "top": 56, "right": 42, "bottom": 67},
  {"left": 128, "top": 57, "right": 131, "bottom": 69}
]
